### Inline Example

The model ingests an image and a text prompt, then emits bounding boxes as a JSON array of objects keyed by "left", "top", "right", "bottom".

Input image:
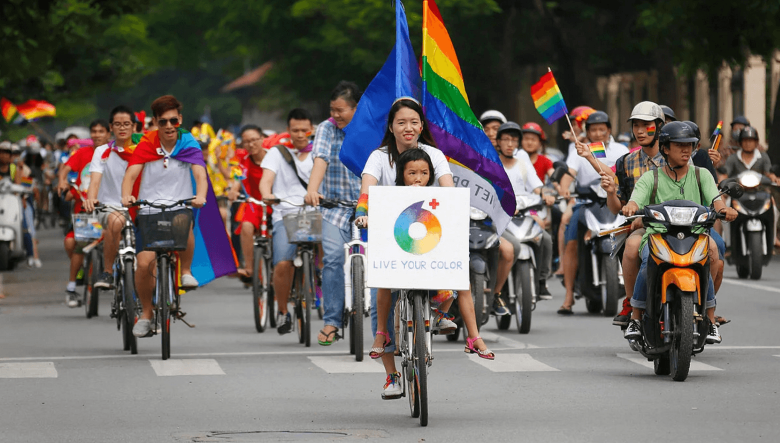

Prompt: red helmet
[{"left": 521, "top": 122, "right": 546, "bottom": 141}]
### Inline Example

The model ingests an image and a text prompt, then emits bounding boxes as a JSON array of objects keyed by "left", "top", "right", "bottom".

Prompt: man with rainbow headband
[{"left": 122, "top": 95, "right": 236, "bottom": 337}]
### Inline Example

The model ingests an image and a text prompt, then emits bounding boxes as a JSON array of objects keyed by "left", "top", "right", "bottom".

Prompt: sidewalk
[{"left": 0, "top": 227, "right": 72, "bottom": 307}]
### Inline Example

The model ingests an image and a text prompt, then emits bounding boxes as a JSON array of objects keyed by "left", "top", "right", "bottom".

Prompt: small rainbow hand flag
[
  {"left": 711, "top": 120, "right": 723, "bottom": 150},
  {"left": 712, "top": 121, "right": 723, "bottom": 138},
  {"left": 531, "top": 70, "right": 569, "bottom": 125},
  {"left": 589, "top": 142, "right": 606, "bottom": 159}
]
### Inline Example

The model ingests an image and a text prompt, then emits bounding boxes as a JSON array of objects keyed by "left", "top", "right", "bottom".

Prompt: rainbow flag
[
  {"left": 15, "top": 99, "right": 56, "bottom": 121},
  {"left": 1, "top": 98, "right": 17, "bottom": 123},
  {"left": 129, "top": 128, "right": 237, "bottom": 285},
  {"left": 711, "top": 120, "right": 723, "bottom": 150},
  {"left": 422, "top": 0, "right": 515, "bottom": 231},
  {"left": 531, "top": 71, "right": 569, "bottom": 125},
  {"left": 712, "top": 121, "right": 723, "bottom": 138},
  {"left": 589, "top": 142, "right": 606, "bottom": 159}
]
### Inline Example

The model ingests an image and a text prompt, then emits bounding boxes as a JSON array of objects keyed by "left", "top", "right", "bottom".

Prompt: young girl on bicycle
[{"left": 354, "top": 97, "right": 494, "bottom": 400}]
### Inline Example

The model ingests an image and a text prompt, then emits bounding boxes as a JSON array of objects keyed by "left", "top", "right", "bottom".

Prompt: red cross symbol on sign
[{"left": 429, "top": 199, "right": 440, "bottom": 210}]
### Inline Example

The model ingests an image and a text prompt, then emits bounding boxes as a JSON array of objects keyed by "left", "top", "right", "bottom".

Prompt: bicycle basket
[
  {"left": 136, "top": 208, "right": 193, "bottom": 251},
  {"left": 282, "top": 210, "right": 322, "bottom": 244},
  {"left": 72, "top": 214, "right": 103, "bottom": 242}
]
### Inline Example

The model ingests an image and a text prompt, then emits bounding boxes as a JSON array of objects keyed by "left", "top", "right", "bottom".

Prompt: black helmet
[
  {"left": 683, "top": 121, "right": 701, "bottom": 143},
  {"left": 585, "top": 111, "right": 611, "bottom": 129},
  {"left": 731, "top": 116, "right": 750, "bottom": 127},
  {"left": 659, "top": 105, "right": 676, "bottom": 122},
  {"left": 739, "top": 126, "right": 759, "bottom": 141},
  {"left": 659, "top": 121, "right": 699, "bottom": 146},
  {"left": 496, "top": 121, "right": 523, "bottom": 141}
]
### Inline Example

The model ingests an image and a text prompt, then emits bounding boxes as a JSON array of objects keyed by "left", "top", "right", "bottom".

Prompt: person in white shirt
[
  {"left": 494, "top": 122, "right": 555, "bottom": 307},
  {"left": 259, "top": 108, "right": 315, "bottom": 335},
  {"left": 557, "top": 111, "right": 628, "bottom": 314},
  {"left": 84, "top": 105, "right": 136, "bottom": 289}
]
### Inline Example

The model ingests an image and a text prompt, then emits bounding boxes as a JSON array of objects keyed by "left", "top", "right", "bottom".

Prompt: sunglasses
[{"left": 157, "top": 117, "right": 180, "bottom": 127}]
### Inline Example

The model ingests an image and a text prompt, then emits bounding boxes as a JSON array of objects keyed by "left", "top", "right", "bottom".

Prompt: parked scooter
[
  {"left": 0, "top": 178, "right": 32, "bottom": 270},
  {"left": 626, "top": 182, "right": 742, "bottom": 381},
  {"left": 722, "top": 170, "right": 776, "bottom": 280}
]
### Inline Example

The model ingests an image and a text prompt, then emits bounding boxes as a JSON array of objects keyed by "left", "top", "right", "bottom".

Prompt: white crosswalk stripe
[
  {"left": 616, "top": 353, "right": 722, "bottom": 371},
  {"left": 467, "top": 353, "right": 559, "bottom": 372},
  {"left": 307, "top": 355, "right": 385, "bottom": 374},
  {"left": 149, "top": 359, "right": 226, "bottom": 376},
  {"left": 0, "top": 362, "right": 58, "bottom": 378}
]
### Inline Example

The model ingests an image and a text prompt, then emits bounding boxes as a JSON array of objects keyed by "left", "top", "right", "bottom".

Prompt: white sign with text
[{"left": 366, "top": 186, "right": 469, "bottom": 290}]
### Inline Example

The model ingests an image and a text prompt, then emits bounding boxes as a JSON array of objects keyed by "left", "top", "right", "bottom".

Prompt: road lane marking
[
  {"left": 308, "top": 356, "right": 385, "bottom": 374},
  {"left": 0, "top": 362, "right": 58, "bottom": 378},
  {"left": 478, "top": 331, "right": 539, "bottom": 349},
  {"left": 720, "top": 278, "right": 780, "bottom": 294},
  {"left": 616, "top": 353, "right": 722, "bottom": 371},
  {"left": 467, "top": 353, "right": 558, "bottom": 372},
  {"left": 149, "top": 359, "right": 226, "bottom": 376}
]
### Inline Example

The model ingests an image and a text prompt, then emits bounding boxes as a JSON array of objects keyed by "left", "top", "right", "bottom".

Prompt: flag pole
[{"left": 27, "top": 120, "right": 55, "bottom": 144}]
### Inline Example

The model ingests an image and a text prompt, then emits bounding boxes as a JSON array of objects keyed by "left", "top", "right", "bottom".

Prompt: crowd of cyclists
[{"left": 3, "top": 78, "right": 778, "bottom": 398}]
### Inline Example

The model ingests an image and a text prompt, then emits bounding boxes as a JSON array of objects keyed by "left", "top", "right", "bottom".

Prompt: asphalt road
[{"left": 1, "top": 227, "right": 779, "bottom": 442}]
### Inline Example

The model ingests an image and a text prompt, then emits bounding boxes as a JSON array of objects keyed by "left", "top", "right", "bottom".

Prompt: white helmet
[
  {"left": 479, "top": 110, "right": 507, "bottom": 125},
  {"left": 627, "top": 101, "right": 664, "bottom": 123}
]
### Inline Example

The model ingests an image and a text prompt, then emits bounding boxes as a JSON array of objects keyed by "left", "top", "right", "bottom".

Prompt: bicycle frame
[{"left": 397, "top": 290, "right": 433, "bottom": 361}]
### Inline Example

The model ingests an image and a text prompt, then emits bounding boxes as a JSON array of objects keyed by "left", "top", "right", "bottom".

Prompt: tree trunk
[
  {"left": 768, "top": 74, "right": 780, "bottom": 167},
  {"left": 656, "top": 49, "right": 678, "bottom": 111}
]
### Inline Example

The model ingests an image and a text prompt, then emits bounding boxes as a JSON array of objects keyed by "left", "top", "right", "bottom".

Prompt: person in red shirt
[
  {"left": 227, "top": 125, "right": 268, "bottom": 281},
  {"left": 520, "top": 122, "right": 554, "bottom": 182},
  {"left": 56, "top": 119, "right": 110, "bottom": 308}
]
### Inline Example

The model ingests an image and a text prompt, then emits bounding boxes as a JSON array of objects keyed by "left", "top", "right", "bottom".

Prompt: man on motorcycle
[
  {"left": 494, "top": 122, "right": 555, "bottom": 306},
  {"left": 620, "top": 121, "right": 738, "bottom": 344},
  {"left": 722, "top": 126, "right": 778, "bottom": 183},
  {"left": 479, "top": 110, "right": 507, "bottom": 149},
  {"left": 557, "top": 111, "right": 628, "bottom": 314}
]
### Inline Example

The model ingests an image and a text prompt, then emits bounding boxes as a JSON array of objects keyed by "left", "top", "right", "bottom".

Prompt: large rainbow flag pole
[{"left": 421, "top": 0, "right": 516, "bottom": 232}]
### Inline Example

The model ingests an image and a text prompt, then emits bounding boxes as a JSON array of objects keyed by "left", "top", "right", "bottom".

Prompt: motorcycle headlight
[
  {"left": 649, "top": 235, "right": 673, "bottom": 263},
  {"left": 732, "top": 199, "right": 746, "bottom": 214},
  {"left": 739, "top": 171, "right": 762, "bottom": 188},
  {"left": 690, "top": 236, "right": 709, "bottom": 263},
  {"left": 667, "top": 207, "right": 697, "bottom": 226},
  {"left": 470, "top": 207, "right": 488, "bottom": 220},
  {"left": 650, "top": 209, "right": 665, "bottom": 222}
]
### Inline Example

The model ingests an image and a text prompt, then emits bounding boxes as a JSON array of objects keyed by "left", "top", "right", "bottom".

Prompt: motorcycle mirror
[{"left": 721, "top": 181, "right": 744, "bottom": 199}]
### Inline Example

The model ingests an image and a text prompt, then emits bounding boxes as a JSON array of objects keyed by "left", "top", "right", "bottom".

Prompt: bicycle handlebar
[{"left": 129, "top": 197, "right": 195, "bottom": 209}]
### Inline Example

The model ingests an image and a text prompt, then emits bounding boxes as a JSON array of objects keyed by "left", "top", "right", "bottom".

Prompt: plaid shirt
[
  {"left": 615, "top": 148, "right": 665, "bottom": 202},
  {"left": 312, "top": 119, "right": 361, "bottom": 229}
]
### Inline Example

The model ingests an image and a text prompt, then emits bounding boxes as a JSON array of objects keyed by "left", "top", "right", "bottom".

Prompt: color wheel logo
[{"left": 394, "top": 201, "right": 442, "bottom": 255}]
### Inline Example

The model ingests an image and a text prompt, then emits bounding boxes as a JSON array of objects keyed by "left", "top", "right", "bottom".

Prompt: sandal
[
  {"left": 369, "top": 331, "right": 391, "bottom": 359},
  {"left": 318, "top": 327, "right": 341, "bottom": 346},
  {"left": 557, "top": 305, "right": 574, "bottom": 315},
  {"left": 464, "top": 336, "right": 494, "bottom": 360}
]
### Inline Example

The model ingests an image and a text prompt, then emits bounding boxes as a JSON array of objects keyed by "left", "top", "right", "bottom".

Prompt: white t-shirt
[
  {"left": 137, "top": 155, "right": 194, "bottom": 211},
  {"left": 566, "top": 140, "right": 628, "bottom": 187},
  {"left": 362, "top": 143, "right": 452, "bottom": 186},
  {"left": 513, "top": 148, "right": 539, "bottom": 179},
  {"left": 261, "top": 147, "right": 314, "bottom": 223},
  {"left": 504, "top": 158, "right": 543, "bottom": 198},
  {"left": 90, "top": 144, "right": 128, "bottom": 207}
]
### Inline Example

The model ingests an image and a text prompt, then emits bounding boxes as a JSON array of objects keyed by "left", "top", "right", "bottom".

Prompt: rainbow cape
[
  {"left": 421, "top": 0, "right": 515, "bottom": 231},
  {"left": 128, "top": 128, "right": 237, "bottom": 285},
  {"left": 15, "top": 99, "right": 56, "bottom": 121},
  {"left": 1, "top": 98, "right": 17, "bottom": 123},
  {"left": 531, "top": 71, "right": 568, "bottom": 125}
]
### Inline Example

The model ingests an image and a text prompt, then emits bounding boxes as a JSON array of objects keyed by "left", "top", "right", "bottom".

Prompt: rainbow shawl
[
  {"left": 421, "top": 0, "right": 515, "bottom": 232},
  {"left": 129, "top": 128, "right": 237, "bottom": 285}
]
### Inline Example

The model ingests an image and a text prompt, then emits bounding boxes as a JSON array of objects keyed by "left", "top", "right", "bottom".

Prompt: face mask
[{"left": 732, "top": 130, "right": 741, "bottom": 141}]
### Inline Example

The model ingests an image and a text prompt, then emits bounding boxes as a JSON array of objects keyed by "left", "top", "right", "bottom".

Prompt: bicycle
[
  {"left": 132, "top": 198, "right": 195, "bottom": 360},
  {"left": 323, "top": 199, "right": 370, "bottom": 362},
  {"left": 72, "top": 212, "right": 103, "bottom": 318},
  {"left": 397, "top": 289, "right": 433, "bottom": 427},
  {"left": 95, "top": 204, "right": 139, "bottom": 354},
  {"left": 268, "top": 198, "right": 321, "bottom": 347},
  {"left": 235, "top": 195, "right": 276, "bottom": 333}
]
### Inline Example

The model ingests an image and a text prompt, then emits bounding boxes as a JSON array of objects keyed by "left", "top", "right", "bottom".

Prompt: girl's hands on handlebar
[
  {"left": 304, "top": 190, "right": 322, "bottom": 206},
  {"left": 355, "top": 216, "right": 368, "bottom": 229},
  {"left": 542, "top": 194, "right": 556, "bottom": 206},
  {"left": 191, "top": 195, "right": 206, "bottom": 208},
  {"left": 84, "top": 198, "right": 99, "bottom": 213}
]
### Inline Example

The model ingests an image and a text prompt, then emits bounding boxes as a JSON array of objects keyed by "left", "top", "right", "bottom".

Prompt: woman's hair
[
  {"left": 395, "top": 148, "right": 435, "bottom": 187},
  {"left": 379, "top": 98, "right": 438, "bottom": 167},
  {"left": 330, "top": 81, "right": 362, "bottom": 107}
]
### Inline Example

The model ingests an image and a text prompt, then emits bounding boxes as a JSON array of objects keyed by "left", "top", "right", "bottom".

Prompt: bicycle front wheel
[
  {"left": 252, "top": 245, "right": 268, "bottom": 333},
  {"left": 302, "top": 252, "right": 315, "bottom": 348},
  {"left": 413, "top": 292, "right": 429, "bottom": 426},
  {"left": 83, "top": 251, "right": 96, "bottom": 318},
  {"left": 351, "top": 259, "right": 365, "bottom": 361},
  {"left": 122, "top": 258, "right": 138, "bottom": 354},
  {"left": 159, "top": 256, "right": 171, "bottom": 360}
]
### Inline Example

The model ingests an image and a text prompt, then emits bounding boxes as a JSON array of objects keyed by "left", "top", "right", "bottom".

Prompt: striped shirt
[{"left": 312, "top": 119, "right": 361, "bottom": 229}]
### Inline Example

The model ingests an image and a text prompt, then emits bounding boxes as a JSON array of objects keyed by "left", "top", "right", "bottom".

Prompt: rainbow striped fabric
[
  {"left": 15, "top": 99, "right": 56, "bottom": 121},
  {"left": 711, "top": 120, "right": 723, "bottom": 150},
  {"left": 422, "top": 0, "right": 515, "bottom": 229},
  {"left": 589, "top": 142, "right": 606, "bottom": 159},
  {"left": 1, "top": 98, "right": 17, "bottom": 123},
  {"left": 712, "top": 121, "right": 723, "bottom": 138},
  {"left": 531, "top": 72, "right": 568, "bottom": 125}
]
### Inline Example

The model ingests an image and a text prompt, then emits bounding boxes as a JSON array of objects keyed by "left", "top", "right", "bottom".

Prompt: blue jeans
[
  {"left": 710, "top": 229, "right": 725, "bottom": 260},
  {"left": 371, "top": 289, "right": 396, "bottom": 353},
  {"left": 271, "top": 220, "right": 298, "bottom": 266},
  {"left": 564, "top": 204, "right": 583, "bottom": 244},
  {"left": 632, "top": 244, "right": 716, "bottom": 309},
  {"left": 322, "top": 219, "right": 351, "bottom": 329}
]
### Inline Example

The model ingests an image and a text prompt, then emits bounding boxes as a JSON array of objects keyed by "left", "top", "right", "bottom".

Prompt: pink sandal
[
  {"left": 465, "top": 336, "right": 495, "bottom": 360},
  {"left": 370, "top": 331, "right": 391, "bottom": 359}
]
